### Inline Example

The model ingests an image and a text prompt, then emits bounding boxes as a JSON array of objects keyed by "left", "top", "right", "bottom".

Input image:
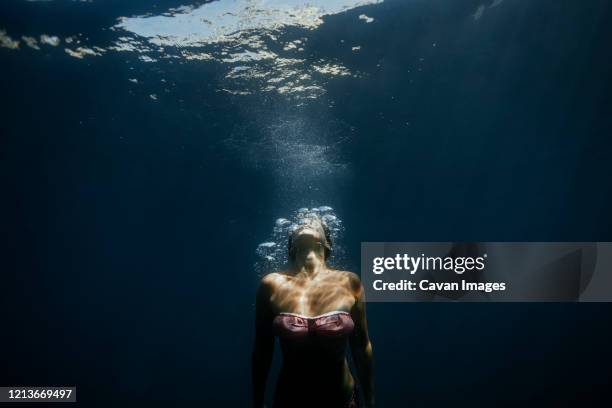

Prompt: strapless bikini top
[{"left": 273, "top": 311, "right": 355, "bottom": 339}]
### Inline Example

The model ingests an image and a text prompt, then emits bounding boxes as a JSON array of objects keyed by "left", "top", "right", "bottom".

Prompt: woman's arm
[
  {"left": 252, "top": 276, "right": 275, "bottom": 408},
  {"left": 349, "top": 274, "right": 375, "bottom": 408}
]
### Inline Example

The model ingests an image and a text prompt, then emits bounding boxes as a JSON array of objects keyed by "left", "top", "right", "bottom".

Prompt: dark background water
[{"left": 1, "top": 0, "right": 612, "bottom": 406}]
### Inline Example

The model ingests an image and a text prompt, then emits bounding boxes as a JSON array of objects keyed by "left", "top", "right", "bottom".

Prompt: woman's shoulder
[
  {"left": 259, "top": 271, "right": 291, "bottom": 288},
  {"left": 328, "top": 269, "right": 362, "bottom": 291}
]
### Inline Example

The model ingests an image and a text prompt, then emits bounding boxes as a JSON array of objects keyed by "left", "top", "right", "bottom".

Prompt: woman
[{"left": 252, "top": 216, "right": 374, "bottom": 408}]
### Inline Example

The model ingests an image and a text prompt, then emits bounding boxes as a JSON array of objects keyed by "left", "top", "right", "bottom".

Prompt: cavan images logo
[{"left": 362, "top": 242, "right": 609, "bottom": 302}]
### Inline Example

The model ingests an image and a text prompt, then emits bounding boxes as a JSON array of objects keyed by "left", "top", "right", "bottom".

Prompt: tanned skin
[{"left": 252, "top": 224, "right": 374, "bottom": 408}]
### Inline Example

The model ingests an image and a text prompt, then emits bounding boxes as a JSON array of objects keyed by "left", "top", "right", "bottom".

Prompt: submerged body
[
  {"left": 268, "top": 271, "right": 360, "bottom": 407},
  {"left": 252, "top": 219, "right": 374, "bottom": 408}
]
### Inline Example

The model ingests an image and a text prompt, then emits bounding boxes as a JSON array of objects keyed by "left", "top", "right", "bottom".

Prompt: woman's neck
[{"left": 292, "top": 260, "right": 326, "bottom": 278}]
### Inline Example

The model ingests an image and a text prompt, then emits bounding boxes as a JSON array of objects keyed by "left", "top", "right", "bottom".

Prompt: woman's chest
[{"left": 270, "top": 280, "right": 355, "bottom": 316}]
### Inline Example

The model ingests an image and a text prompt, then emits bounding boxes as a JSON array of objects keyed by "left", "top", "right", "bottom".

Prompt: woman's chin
[{"left": 303, "top": 258, "right": 319, "bottom": 268}]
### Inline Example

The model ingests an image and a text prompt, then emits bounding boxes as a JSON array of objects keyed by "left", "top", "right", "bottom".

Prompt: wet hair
[{"left": 287, "top": 216, "right": 333, "bottom": 261}]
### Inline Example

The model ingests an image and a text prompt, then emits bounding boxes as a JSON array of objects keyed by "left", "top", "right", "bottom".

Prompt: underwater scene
[{"left": 1, "top": 0, "right": 612, "bottom": 406}]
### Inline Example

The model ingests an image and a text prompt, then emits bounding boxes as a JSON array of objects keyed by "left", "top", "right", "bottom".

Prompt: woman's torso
[{"left": 267, "top": 270, "right": 358, "bottom": 407}]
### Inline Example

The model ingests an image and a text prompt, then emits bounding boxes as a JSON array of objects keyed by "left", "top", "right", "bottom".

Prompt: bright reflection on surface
[
  {"left": 2, "top": 0, "right": 385, "bottom": 98},
  {"left": 115, "top": 0, "right": 383, "bottom": 97},
  {"left": 0, "top": 29, "right": 20, "bottom": 49},
  {"left": 118, "top": 0, "right": 382, "bottom": 46}
]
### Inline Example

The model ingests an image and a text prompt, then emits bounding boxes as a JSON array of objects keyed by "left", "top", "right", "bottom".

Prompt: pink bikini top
[{"left": 273, "top": 311, "right": 355, "bottom": 339}]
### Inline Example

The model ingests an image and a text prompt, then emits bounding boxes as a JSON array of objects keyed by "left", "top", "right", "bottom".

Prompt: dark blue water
[{"left": 1, "top": 0, "right": 612, "bottom": 406}]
